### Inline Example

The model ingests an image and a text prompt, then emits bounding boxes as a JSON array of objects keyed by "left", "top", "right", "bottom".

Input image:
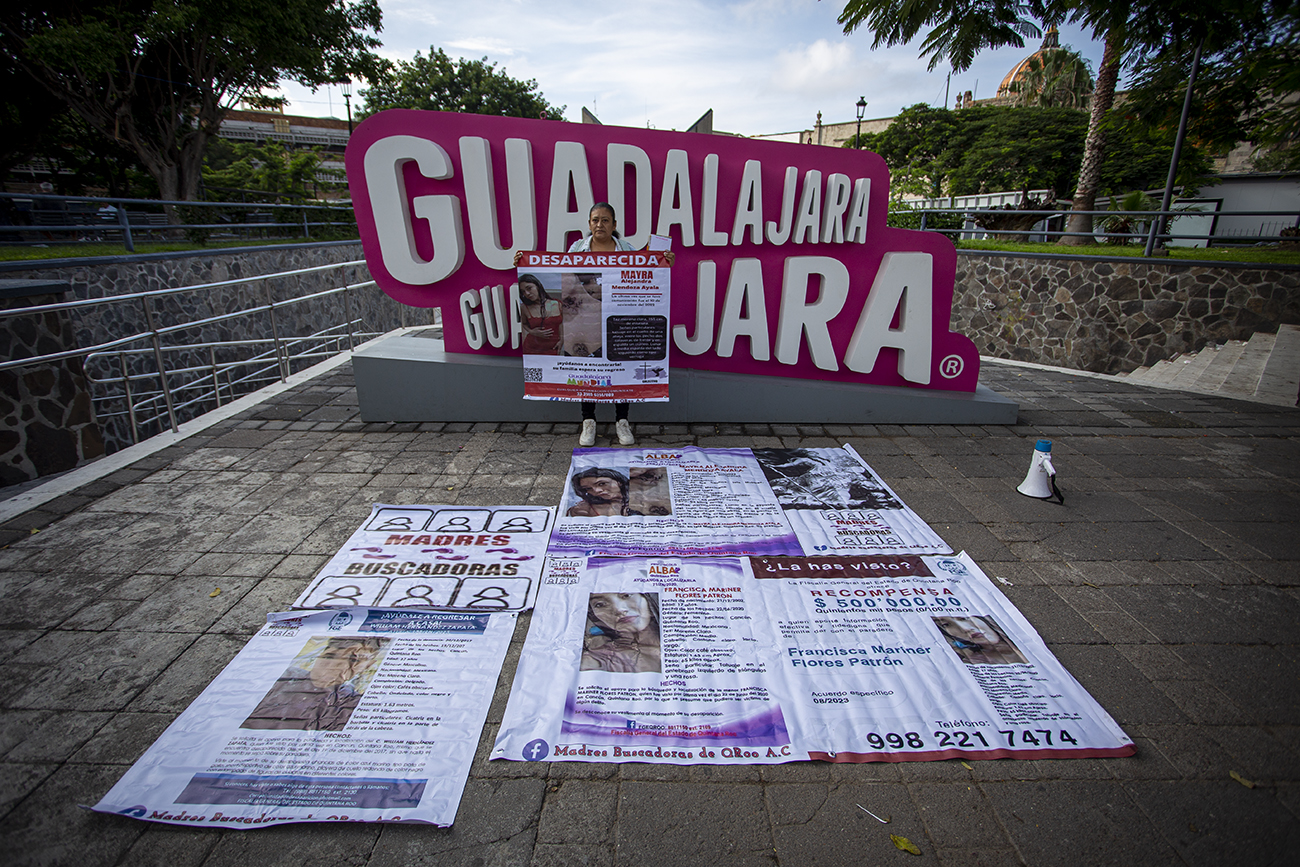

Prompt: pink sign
[{"left": 346, "top": 110, "right": 979, "bottom": 392}]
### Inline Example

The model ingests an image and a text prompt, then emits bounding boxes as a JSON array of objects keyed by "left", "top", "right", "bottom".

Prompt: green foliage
[
  {"left": 1119, "top": 3, "right": 1300, "bottom": 171},
  {"left": 1005, "top": 47, "right": 1093, "bottom": 109},
  {"left": 360, "top": 48, "right": 564, "bottom": 120},
  {"left": 3, "top": 0, "right": 384, "bottom": 201},
  {"left": 837, "top": 0, "right": 1052, "bottom": 73},
  {"left": 855, "top": 101, "right": 1212, "bottom": 201},
  {"left": 202, "top": 141, "right": 336, "bottom": 199}
]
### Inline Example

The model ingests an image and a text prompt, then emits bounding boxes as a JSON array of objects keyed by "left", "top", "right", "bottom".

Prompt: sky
[{"left": 273, "top": 0, "right": 1119, "bottom": 136}]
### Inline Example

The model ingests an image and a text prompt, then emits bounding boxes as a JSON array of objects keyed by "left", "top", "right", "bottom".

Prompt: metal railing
[
  {"left": 908, "top": 205, "right": 1300, "bottom": 252},
  {"left": 0, "top": 191, "right": 357, "bottom": 253},
  {"left": 0, "top": 260, "right": 386, "bottom": 447}
]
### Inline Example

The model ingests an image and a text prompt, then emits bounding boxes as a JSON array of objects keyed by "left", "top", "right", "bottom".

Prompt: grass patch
[
  {"left": 0, "top": 235, "right": 360, "bottom": 264},
  {"left": 956, "top": 238, "right": 1300, "bottom": 266}
]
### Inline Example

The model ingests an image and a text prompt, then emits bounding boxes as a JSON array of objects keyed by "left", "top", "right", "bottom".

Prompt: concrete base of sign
[{"left": 352, "top": 330, "right": 1020, "bottom": 425}]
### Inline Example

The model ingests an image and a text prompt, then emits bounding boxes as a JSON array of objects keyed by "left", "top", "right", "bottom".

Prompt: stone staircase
[{"left": 1117, "top": 324, "right": 1300, "bottom": 406}]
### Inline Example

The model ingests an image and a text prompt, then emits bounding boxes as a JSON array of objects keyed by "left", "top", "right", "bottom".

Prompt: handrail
[
  {"left": 1, "top": 257, "right": 385, "bottom": 446},
  {"left": 904, "top": 204, "right": 1300, "bottom": 251},
  {"left": 0, "top": 259, "right": 367, "bottom": 321}
]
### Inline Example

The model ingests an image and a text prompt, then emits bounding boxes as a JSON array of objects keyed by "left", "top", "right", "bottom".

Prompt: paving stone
[
  {"left": 619, "top": 781, "right": 772, "bottom": 866},
  {"left": 981, "top": 779, "right": 1183, "bottom": 866},
  {"left": 10, "top": 631, "right": 196, "bottom": 711},
  {"left": 535, "top": 779, "right": 617, "bottom": 845},
  {"left": 1122, "top": 780, "right": 1300, "bottom": 866},
  {"left": 910, "top": 781, "right": 1010, "bottom": 848},
  {"left": 768, "top": 781, "right": 936, "bottom": 865},
  {"left": 126, "top": 633, "right": 246, "bottom": 713},
  {"left": 0, "top": 762, "right": 146, "bottom": 867},
  {"left": 366, "top": 778, "right": 544, "bottom": 866}
]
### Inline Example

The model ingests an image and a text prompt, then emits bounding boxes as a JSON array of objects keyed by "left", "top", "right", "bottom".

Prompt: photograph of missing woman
[
  {"left": 932, "top": 615, "right": 1028, "bottom": 665},
  {"left": 241, "top": 636, "right": 391, "bottom": 731},
  {"left": 518, "top": 273, "right": 563, "bottom": 355},
  {"left": 560, "top": 272, "right": 603, "bottom": 357},
  {"left": 628, "top": 466, "right": 672, "bottom": 516},
  {"left": 580, "top": 592, "right": 662, "bottom": 673},
  {"left": 753, "top": 448, "right": 903, "bottom": 510}
]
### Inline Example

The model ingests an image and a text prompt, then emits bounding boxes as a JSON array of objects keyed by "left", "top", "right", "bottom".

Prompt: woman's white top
[{"left": 567, "top": 236, "right": 636, "bottom": 252}]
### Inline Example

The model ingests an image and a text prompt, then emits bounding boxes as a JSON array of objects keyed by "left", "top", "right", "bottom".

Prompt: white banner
[
  {"left": 517, "top": 251, "right": 671, "bottom": 403},
  {"left": 753, "top": 445, "right": 950, "bottom": 555},
  {"left": 494, "top": 553, "right": 1133, "bottom": 765},
  {"left": 293, "top": 504, "right": 555, "bottom": 612},
  {"left": 546, "top": 447, "right": 803, "bottom": 556},
  {"left": 94, "top": 607, "right": 515, "bottom": 827},
  {"left": 492, "top": 556, "right": 796, "bottom": 764}
]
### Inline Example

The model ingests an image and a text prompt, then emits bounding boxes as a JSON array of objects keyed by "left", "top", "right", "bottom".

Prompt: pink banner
[{"left": 346, "top": 110, "right": 979, "bottom": 392}]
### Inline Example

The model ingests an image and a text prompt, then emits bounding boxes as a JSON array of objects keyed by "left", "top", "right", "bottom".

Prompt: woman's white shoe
[
  {"left": 579, "top": 418, "right": 597, "bottom": 447},
  {"left": 615, "top": 418, "right": 635, "bottom": 446}
]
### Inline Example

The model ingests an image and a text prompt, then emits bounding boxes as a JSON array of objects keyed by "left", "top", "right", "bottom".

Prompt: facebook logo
[{"left": 523, "top": 739, "right": 550, "bottom": 761}]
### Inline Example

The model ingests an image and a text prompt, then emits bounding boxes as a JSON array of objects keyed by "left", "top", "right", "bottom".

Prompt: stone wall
[
  {"left": 1, "top": 285, "right": 104, "bottom": 485},
  {"left": 1, "top": 242, "right": 434, "bottom": 475},
  {"left": 951, "top": 252, "right": 1300, "bottom": 374}
]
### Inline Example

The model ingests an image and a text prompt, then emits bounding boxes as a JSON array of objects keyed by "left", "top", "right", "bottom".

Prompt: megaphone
[{"left": 1017, "top": 439, "right": 1064, "bottom": 503}]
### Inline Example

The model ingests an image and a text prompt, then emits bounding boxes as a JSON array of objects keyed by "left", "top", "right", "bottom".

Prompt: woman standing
[{"left": 516, "top": 202, "right": 674, "bottom": 447}]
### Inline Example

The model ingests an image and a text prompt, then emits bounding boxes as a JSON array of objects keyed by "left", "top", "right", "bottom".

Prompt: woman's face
[
  {"left": 588, "top": 207, "right": 616, "bottom": 243},
  {"left": 520, "top": 281, "right": 541, "bottom": 303},
  {"left": 940, "top": 617, "right": 1002, "bottom": 645},
  {"left": 590, "top": 592, "right": 651, "bottom": 634}
]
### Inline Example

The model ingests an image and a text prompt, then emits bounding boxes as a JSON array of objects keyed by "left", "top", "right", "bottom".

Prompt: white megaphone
[{"left": 1017, "top": 439, "right": 1064, "bottom": 503}]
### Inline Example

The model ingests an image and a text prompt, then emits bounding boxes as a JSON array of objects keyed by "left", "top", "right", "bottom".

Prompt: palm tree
[
  {"left": 836, "top": 0, "right": 1253, "bottom": 246},
  {"left": 1006, "top": 47, "right": 1094, "bottom": 109}
]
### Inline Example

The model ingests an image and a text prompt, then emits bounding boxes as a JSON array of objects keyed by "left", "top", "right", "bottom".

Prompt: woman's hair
[
  {"left": 571, "top": 467, "right": 629, "bottom": 502},
  {"left": 590, "top": 201, "right": 620, "bottom": 238},
  {"left": 517, "top": 273, "right": 552, "bottom": 305},
  {"left": 586, "top": 592, "right": 660, "bottom": 640}
]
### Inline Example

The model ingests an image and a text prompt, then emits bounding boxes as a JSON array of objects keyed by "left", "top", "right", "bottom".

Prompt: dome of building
[{"left": 997, "top": 27, "right": 1060, "bottom": 97}]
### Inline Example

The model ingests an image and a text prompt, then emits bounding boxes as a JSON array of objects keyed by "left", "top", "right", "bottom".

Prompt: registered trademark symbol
[{"left": 939, "top": 355, "right": 964, "bottom": 378}]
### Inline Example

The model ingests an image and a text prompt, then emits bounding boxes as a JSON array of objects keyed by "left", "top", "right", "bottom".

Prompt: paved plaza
[{"left": 1, "top": 355, "right": 1297, "bottom": 866}]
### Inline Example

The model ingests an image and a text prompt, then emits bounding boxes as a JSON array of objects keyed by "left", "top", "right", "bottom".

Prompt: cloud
[{"left": 771, "top": 39, "right": 858, "bottom": 95}]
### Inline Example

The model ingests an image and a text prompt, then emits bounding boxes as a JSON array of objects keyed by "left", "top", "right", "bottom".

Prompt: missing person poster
[
  {"left": 492, "top": 555, "right": 796, "bottom": 765},
  {"left": 494, "top": 553, "right": 1133, "bottom": 766},
  {"left": 546, "top": 447, "right": 803, "bottom": 557},
  {"left": 293, "top": 504, "right": 555, "bottom": 612},
  {"left": 748, "top": 552, "right": 1135, "bottom": 762},
  {"left": 93, "top": 607, "right": 516, "bottom": 827},
  {"left": 754, "top": 446, "right": 951, "bottom": 555},
  {"left": 516, "top": 250, "right": 670, "bottom": 402}
]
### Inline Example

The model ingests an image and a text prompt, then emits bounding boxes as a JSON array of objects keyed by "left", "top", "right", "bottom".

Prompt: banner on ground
[
  {"left": 547, "top": 446, "right": 948, "bottom": 558},
  {"left": 492, "top": 555, "right": 795, "bottom": 764},
  {"left": 547, "top": 446, "right": 803, "bottom": 557},
  {"left": 493, "top": 553, "right": 1133, "bottom": 764},
  {"left": 94, "top": 607, "right": 515, "bottom": 827},
  {"left": 754, "top": 445, "right": 949, "bottom": 555},
  {"left": 293, "top": 504, "right": 555, "bottom": 612},
  {"left": 517, "top": 251, "right": 670, "bottom": 402}
]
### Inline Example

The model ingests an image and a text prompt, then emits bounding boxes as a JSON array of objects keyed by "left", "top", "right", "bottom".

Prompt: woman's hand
[
  {"left": 513, "top": 250, "right": 525, "bottom": 267},
  {"left": 662, "top": 250, "right": 676, "bottom": 266}
]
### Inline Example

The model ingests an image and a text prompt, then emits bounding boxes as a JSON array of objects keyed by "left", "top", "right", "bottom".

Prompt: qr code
[{"left": 523, "top": 367, "right": 543, "bottom": 382}]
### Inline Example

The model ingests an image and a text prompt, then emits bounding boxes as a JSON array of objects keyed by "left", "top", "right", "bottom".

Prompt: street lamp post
[
  {"left": 340, "top": 80, "right": 353, "bottom": 135},
  {"left": 855, "top": 96, "right": 867, "bottom": 148}
]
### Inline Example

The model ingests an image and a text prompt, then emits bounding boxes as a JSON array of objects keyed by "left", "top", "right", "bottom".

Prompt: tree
[
  {"left": 1118, "top": 7, "right": 1300, "bottom": 172},
  {"left": 1006, "top": 46, "right": 1094, "bottom": 109},
  {"left": 853, "top": 102, "right": 1210, "bottom": 203},
  {"left": 360, "top": 48, "right": 565, "bottom": 120},
  {"left": 203, "top": 140, "right": 337, "bottom": 200},
  {"left": 1, "top": 0, "right": 384, "bottom": 207},
  {"left": 836, "top": 0, "right": 1272, "bottom": 245}
]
